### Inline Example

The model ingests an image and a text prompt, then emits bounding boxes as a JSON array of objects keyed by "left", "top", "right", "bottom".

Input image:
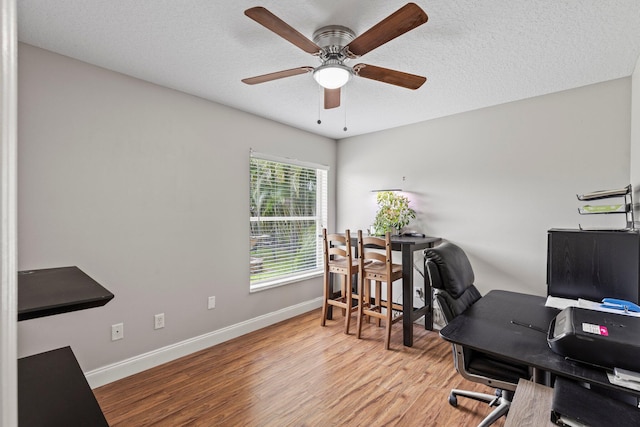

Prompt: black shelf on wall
[
  {"left": 18, "top": 266, "right": 114, "bottom": 426},
  {"left": 18, "top": 266, "right": 114, "bottom": 320}
]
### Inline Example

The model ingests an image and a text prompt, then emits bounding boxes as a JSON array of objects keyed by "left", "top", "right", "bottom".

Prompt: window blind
[{"left": 250, "top": 152, "right": 328, "bottom": 289}]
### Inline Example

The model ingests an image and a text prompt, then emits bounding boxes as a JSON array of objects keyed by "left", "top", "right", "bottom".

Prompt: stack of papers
[
  {"left": 577, "top": 185, "right": 631, "bottom": 201},
  {"left": 578, "top": 204, "right": 626, "bottom": 214}
]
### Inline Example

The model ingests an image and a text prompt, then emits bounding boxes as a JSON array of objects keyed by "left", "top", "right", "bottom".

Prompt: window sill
[{"left": 250, "top": 270, "right": 323, "bottom": 293}]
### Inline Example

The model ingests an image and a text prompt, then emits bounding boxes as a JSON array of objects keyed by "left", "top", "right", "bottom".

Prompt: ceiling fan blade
[
  {"left": 347, "top": 3, "right": 428, "bottom": 57},
  {"left": 324, "top": 88, "right": 341, "bottom": 109},
  {"left": 242, "top": 67, "right": 314, "bottom": 85},
  {"left": 245, "top": 7, "right": 321, "bottom": 55},
  {"left": 353, "top": 64, "right": 426, "bottom": 90}
]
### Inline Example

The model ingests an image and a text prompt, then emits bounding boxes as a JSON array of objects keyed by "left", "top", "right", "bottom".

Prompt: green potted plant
[{"left": 371, "top": 191, "right": 416, "bottom": 236}]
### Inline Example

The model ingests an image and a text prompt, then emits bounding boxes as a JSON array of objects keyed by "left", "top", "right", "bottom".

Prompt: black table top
[
  {"left": 389, "top": 235, "right": 442, "bottom": 250},
  {"left": 18, "top": 266, "right": 114, "bottom": 321},
  {"left": 18, "top": 346, "right": 109, "bottom": 426},
  {"left": 344, "top": 232, "right": 441, "bottom": 249},
  {"left": 439, "top": 289, "right": 640, "bottom": 397}
]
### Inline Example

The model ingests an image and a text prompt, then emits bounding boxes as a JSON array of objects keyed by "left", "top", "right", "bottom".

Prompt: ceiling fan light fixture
[{"left": 313, "top": 64, "right": 351, "bottom": 89}]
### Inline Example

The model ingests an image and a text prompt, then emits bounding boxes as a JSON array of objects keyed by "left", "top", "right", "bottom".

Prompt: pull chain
[
  {"left": 317, "top": 85, "right": 322, "bottom": 125},
  {"left": 343, "top": 85, "right": 348, "bottom": 132}
]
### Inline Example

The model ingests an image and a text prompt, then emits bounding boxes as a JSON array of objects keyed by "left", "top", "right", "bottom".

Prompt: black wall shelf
[
  {"left": 18, "top": 266, "right": 114, "bottom": 321},
  {"left": 18, "top": 266, "right": 113, "bottom": 426}
]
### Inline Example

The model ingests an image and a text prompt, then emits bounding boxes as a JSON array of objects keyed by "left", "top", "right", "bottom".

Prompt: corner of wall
[{"left": 630, "top": 53, "right": 640, "bottom": 225}]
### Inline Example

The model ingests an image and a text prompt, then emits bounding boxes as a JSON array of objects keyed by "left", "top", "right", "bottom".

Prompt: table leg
[
  {"left": 402, "top": 246, "right": 414, "bottom": 347},
  {"left": 401, "top": 243, "right": 436, "bottom": 346}
]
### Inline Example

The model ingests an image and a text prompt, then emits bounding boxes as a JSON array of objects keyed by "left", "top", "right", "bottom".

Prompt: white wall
[
  {"left": 337, "top": 78, "right": 632, "bottom": 296},
  {"left": 17, "top": 44, "right": 336, "bottom": 375}
]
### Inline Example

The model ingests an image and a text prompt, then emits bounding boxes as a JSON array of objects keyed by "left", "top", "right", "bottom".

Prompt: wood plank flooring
[{"left": 94, "top": 309, "right": 506, "bottom": 426}]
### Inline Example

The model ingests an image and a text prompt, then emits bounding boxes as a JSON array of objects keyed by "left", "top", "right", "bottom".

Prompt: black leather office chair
[{"left": 424, "top": 242, "right": 530, "bottom": 427}]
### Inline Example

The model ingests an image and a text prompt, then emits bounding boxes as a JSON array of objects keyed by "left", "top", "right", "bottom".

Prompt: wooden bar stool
[
  {"left": 356, "top": 230, "right": 404, "bottom": 349},
  {"left": 320, "top": 229, "right": 360, "bottom": 334}
]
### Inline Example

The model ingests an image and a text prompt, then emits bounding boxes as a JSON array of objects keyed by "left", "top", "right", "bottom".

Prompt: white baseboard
[{"left": 85, "top": 297, "right": 322, "bottom": 389}]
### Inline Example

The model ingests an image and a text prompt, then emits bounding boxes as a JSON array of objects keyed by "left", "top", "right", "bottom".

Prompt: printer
[{"left": 547, "top": 306, "right": 640, "bottom": 371}]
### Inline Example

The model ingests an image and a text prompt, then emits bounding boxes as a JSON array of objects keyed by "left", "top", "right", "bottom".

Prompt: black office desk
[{"left": 439, "top": 290, "right": 640, "bottom": 397}]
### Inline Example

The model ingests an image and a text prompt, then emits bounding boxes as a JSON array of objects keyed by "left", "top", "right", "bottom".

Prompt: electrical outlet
[
  {"left": 154, "top": 313, "right": 165, "bottom": 330},
  {"left": 208, "top": 296, "right": 216, "bottom": 309},
  {"left": 111, "top": 323, "right": 124, "bottom": 341}
]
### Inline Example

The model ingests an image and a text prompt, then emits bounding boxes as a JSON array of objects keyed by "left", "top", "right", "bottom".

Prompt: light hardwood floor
[{"left": 94, "top": 309, "right": 506, "bottom": 426}]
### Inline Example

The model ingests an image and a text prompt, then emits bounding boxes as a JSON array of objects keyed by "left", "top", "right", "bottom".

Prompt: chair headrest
[{"left": 424, "top": 242, "right": 475, "bottom": 299}]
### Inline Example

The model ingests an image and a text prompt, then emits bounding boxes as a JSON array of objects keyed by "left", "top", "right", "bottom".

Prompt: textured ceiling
[{"left": 17, "top": 1, "right": 640, "bottom": 139}]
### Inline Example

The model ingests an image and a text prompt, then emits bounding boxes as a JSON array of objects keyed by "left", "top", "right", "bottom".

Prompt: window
[{"left": 250, "top": 152, "right": 328, "bottom": 290}]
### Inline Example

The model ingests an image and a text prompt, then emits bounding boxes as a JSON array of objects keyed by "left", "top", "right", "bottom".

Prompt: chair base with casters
[
  {"left": 425, "top": 242, "right": 530, "bottom": 426},
  {"left": 448, "top": 343, "right": 523, "bottom": 427},
  {"left": 448, "top": 388, "right": 512, "bottom": 427}
]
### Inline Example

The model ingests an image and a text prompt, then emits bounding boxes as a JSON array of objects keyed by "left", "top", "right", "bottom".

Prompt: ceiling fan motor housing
[{"left": 313, "top": 25, "right": 356, "bottom": 64}]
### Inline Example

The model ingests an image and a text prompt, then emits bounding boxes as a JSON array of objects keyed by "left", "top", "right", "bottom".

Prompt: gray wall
[
  {"left": 17, "top": 44, "right": 336, "bottom": 371},
  {"left": 337, "top": 78, "right": 632, "bottom": 296}
]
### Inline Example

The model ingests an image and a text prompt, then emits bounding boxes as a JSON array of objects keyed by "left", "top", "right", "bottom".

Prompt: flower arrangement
[{"left": 371, "top": 191, "right": 416, "bottom": 235}]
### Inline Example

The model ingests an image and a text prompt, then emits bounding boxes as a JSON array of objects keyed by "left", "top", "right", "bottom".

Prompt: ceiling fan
[{"left": 241, "top": 3, "right": 428, "bottom": 110}]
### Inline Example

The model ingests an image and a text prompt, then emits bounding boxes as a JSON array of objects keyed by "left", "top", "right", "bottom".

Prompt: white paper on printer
[
  {"left": 545, "top": 296, "right": 580, "bottom": 309},
  {"left": 546, "top": 296, "right": 640, "bottom": 317}
]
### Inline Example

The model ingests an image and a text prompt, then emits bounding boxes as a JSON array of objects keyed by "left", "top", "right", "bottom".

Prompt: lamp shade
[{"left": 313, "top": 64, "right": 351, "bottom": 89}]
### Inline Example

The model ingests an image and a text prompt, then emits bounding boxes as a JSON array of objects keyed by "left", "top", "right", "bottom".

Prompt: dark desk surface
[
  {"left": 440, "top": 290, "right": 640, "bottom": 397},
  {"left": 18, "top": 266, "right": 114, "bottom": 321},
  {"left": 18, "top": 346, "right": 109, "bottom": 426}
]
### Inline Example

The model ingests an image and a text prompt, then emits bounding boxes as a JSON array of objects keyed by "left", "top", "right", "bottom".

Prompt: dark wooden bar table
[
  {"left": 335, "top": 233, "right": 442, "bottom": 346},
  {"left": 389, "top": 235, "right": 442, "bottom": 346}
]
